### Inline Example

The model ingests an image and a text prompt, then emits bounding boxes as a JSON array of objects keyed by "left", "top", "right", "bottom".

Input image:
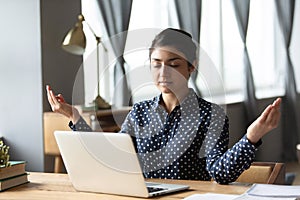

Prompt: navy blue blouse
[{"left": 69, "top": 89, "right": 261, "bottom": 184}]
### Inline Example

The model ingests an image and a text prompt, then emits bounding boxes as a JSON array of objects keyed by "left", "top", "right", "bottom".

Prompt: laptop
[{"left": 54, "top": 131, "right": 189, "bottom": 198}]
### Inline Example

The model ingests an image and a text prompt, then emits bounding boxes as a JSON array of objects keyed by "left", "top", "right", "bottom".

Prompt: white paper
[
  {"left": 234, "top": 194, "right": 298, "bottom": 200},
  {"left": 247, "top": 184, "right": 300, "bottom": 197},
  {"left": 183, "top": 193, "right": 239, "bottom": 200}
]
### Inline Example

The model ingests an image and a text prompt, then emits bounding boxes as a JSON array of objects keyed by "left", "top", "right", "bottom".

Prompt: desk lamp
[{"left": 62, "top": 14, "right": 111, "bottom": 109}]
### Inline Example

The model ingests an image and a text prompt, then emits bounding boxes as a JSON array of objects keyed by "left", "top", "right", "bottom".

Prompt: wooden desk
[{"left": 1, "top": 172, "right": 250, "bottom": 200}]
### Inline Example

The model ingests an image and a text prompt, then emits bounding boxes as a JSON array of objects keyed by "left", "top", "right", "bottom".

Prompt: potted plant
[{"left": 0, "top": 140, "right": 10, "bottom": 168}]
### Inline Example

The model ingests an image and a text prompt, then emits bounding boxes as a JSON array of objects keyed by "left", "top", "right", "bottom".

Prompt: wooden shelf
[{"left": 89, "top": 107, "right": 131, "bottom": 132}]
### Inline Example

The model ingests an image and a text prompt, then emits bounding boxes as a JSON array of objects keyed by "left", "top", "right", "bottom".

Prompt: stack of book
[{"left": 0, "top": 161, "right": 28, "bottom": 191}]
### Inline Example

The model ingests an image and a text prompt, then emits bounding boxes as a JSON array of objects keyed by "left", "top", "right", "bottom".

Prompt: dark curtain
[
  {"left": 275, "top": 0, "right": 299, "bottom": 161},
  {"left": 97, "top": 0, "right": 133, "bottom": 107},
  {"left": 231, "top": 0, "right": 258, "bottom": 125},
  {"left": 173, "top": 0, "right": 202, "bottom": 96}
]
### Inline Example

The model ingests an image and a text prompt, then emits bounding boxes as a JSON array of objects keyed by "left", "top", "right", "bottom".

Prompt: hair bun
[{"left": 166, "top": 28, "right": 193, "bottom": 39}]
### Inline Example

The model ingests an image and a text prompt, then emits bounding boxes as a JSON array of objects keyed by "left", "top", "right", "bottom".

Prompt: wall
[
  {"left": 40, "top": 0, "right": 83, "bottom": 172},
  {"left": 41, "top": 0, "right": 84, "bottom": 111},
  {"left": 0, "top": 0, "right": 83, "bottom": 172},
  {"left": 0, "top": 0, "right": 43, "bottom": 171}
]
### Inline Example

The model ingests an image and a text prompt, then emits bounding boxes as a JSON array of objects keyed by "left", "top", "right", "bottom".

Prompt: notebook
[{"left": 54, "top": 131, "right": 189, "bottom": 198}]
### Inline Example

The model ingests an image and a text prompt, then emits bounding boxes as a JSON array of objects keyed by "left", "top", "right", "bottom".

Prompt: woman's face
[{"left": 150, "top": 46, "right": 195, "bottom": 94}]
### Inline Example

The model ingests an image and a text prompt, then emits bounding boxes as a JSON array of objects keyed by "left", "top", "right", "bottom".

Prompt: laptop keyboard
[{"left": 147, "top": 186, "right": 166, "bottom": 193}]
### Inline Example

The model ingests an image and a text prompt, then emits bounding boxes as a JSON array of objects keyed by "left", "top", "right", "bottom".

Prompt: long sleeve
[
  {"left": 68, "top": 116, "right": 93, "bottom": 132},
  {"left": 206, "top": 115, "right": 261, "bottom": 184}
]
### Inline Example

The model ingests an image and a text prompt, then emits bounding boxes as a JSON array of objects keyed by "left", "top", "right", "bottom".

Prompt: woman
[{"left": 47, "top": 28, "right": 281, "bottom": 184}]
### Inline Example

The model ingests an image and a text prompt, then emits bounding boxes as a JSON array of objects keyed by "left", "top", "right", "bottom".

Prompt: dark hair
[{"left": 149, "top": 28, "right": 198, "bottom": 66}]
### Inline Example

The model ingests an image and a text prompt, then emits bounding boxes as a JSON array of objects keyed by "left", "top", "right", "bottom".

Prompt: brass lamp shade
[
  {"left": 61, "top": 14, "right": 111, "bottom": 110},
  {"left": 62, "top": 15, "right": 86, "bottom": 55}
]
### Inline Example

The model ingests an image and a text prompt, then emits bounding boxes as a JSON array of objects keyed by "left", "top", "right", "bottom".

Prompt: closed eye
[{"left": 152, "top": 64, "right": 162, "bottom": 68}]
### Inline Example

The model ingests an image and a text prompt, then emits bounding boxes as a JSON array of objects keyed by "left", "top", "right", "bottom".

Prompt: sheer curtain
[
  {"left": 173, "top": 0, "right": 202, "bottom": 96},
  {"left": 274, "top": 0, "right": 299, "bottom": 161},
  {"left": 84, "top": 0, "right": 300, "bottom": 161},
  {"left": 231, "top": 0, "right": 258, "bottom": 124},
  {"left": 96, "top": 0, "right": 133, "bottom": 107}
]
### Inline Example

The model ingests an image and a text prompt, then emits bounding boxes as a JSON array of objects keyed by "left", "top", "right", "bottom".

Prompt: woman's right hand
[{"left": 46, "top": 85, "right": 80, "bottom": 123}]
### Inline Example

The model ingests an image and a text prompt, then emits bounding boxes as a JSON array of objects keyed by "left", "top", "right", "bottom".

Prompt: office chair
[{"left": 235, "top": 162, "right": 286, "bottom": 184}]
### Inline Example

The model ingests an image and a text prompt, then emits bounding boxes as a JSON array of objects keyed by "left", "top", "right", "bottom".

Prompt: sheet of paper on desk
[
  {"left": 246, "top": 184, "right": 300, "bottom": 198},
  {"left": 233, "top": 194, "right": 299, "bottom": 200},
  {"left": 183, "top": 193, "right": 239, "bottom": 200}
]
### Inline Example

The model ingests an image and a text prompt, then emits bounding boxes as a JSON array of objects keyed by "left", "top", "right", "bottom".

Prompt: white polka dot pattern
[{"left": 70, "top": 89, "right": 261, "bottom": 184}]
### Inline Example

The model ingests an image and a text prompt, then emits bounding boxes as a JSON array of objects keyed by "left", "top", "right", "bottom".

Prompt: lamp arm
[
  {"left": 83, "top": 19, "right": 108, "bottom": 52},
  {"left": 96, "top": 36, "right": 108, "bottom": 52}
]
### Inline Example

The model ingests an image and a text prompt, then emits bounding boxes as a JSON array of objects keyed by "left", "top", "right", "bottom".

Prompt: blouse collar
[{"left": 151, "top": 88, "right": 196, "bottom": 111}]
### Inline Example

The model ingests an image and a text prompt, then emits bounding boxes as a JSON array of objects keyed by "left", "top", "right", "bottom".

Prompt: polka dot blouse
[{"left": 69, "top": 89, "right": 261, "bottom": 184}]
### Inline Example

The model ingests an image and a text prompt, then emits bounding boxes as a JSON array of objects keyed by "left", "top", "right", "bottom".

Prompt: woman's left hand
[{"left": 246, "top": 98, "right": 282, "bottom": 144}]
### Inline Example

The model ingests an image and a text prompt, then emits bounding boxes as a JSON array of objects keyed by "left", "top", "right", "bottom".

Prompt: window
[
  {"left": 289, "top": 0, "right": 300, "bottom": 93},
  {"left": 247, "top": 0, "right": 285, "bottom": 98},
  {"left": 198, "top": 0, "right": 228, "bottom": 103},
  {"left": 81, "top": 0, "right": 111, "bottom": 106},
  {"left": 200, "top": 0, "right": 285, "bottom": 103},
  {"left": 81, "top": 0, "right": 292, "bottom": 106},
  {"left": 124, "top": 0, "right": 173, "bottom": 103}
]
